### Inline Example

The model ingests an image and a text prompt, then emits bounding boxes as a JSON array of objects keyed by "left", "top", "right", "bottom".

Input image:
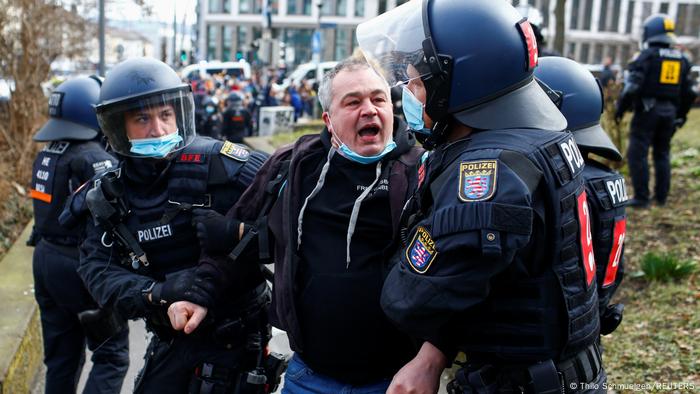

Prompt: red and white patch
[
  {"left": 178, "top": 153, "right": 206, "bottom": 163},
  {"left": 517, "top": 19, "right": 539, "bottom": 71},
  {"left": 577, "top": 191, "right": 596, "bottom": 287},
  {"left": 603, "top": 218, "right": 626, "bottom": 287}
]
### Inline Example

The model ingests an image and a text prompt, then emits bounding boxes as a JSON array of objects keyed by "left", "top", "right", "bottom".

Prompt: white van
[
  {"left": 180, "top": 61, "right": 252, "bottom": 81},
  {"left": 284, "top": 61, "right": 338, "bottom": 88}
]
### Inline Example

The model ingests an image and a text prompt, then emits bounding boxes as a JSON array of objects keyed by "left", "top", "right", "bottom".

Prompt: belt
[
  {"left": 556, "top": 343, "right": 603, "bottom": 393},
  {"left": 449, "top": 343, "right": 603, "bottom": 394}
]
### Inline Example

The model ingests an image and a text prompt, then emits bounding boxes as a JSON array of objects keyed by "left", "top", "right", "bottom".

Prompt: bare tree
[
  {"left": 0, "top": 0, "right": 94, "bottom": 181},
  {"left": 553, "top": 0, "right": 566, "bottom": 56}
]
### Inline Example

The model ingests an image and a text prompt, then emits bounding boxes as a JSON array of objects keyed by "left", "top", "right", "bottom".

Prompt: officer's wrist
[{"left": 142, "top": 281, "right": 156, "bottom": 305}]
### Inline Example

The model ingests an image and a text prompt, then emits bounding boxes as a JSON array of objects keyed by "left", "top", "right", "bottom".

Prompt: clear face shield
[
  {"left": 357, "top": 0, "right": 431, "bottom": 88},
  {"left": 96, "top": 86, "right": 196, "bottom": 158}
]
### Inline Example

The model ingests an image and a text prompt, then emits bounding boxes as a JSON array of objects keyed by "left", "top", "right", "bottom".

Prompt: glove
[
  {"left": 149, "top": 270, "right": 217, "bottom": 308},
  {"left": 600, "top": 303, "right": 624, "bottom": 335},
  {"left": 191, "top": 208, "right": 241, "bottom": 255},
  {"left": 674, "top": 117, "right": 687, "bottom": 130}
]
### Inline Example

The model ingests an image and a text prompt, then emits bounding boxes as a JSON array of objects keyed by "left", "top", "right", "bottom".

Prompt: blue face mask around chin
[
  {"left": 337, "top": 139, "right": 397, "bottom": 164},
  {"left": 129, "top": 132, "right": 183, "bottom": 158},
  {"left": 328, "top": 118, "right": 397, "bottom": 164},
  {"left": 402, "top": 86, "right": 431, "bottom": 135}
]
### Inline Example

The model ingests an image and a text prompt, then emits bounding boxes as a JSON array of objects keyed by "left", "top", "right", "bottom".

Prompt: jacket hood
[{"left": 319, "top": 116, "right": 415, "bottom": 160}]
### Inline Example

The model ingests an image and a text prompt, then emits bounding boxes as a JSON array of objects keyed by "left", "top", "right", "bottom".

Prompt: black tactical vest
[
  {"left": 582, "top": 160, "right": 627, "bottom": 315},
  {"left": 639, "top": 47, "right": 689, "bottom": 102},
  {"left": 31, "top": 141, "right": 115, "bottom": 245},
  {"left": 112, "top": 137, "right": 260, "bottom": 277},
  {"left": 454, "top": 130, "right": 600, "bottom": 361}
]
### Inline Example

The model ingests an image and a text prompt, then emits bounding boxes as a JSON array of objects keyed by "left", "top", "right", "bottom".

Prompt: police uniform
[
  {"left": 582, "top": 161, "right": 627, "bottom": 329},
  {"left": 76, "top": 137, "right": 268, "bottom": 393},
  {"left": 617, "top": 14, "right": 697, "bottom": 206},
  {"left": 31, "top": 76, "right": 130, "bottom": 394},
  {"left": 221, "top": 103, "right": 253, "bottom": 143},
  {"left": 382, "top": 129, "right": 605, "bottom": 393},
  {"left": 535, "top": 56, "right": 629, "bottom": 338}
]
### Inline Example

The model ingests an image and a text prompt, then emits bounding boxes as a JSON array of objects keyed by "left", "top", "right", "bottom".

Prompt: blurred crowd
[{"left": 184, "top": 67, "right": 319, "bottom": 142}]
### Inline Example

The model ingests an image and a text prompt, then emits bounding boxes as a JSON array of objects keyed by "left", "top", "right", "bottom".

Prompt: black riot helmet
[
  {"left": 535, "top": 57, "right": 622, "bottom": 161},
  {"left": 642, "top": 14, "right": 676, "bottom": 47},
  {"left": 95, "top": 57, "right": 196, "bottom": 157},
  {"left": 357, "top": 0, "right": 566, "bottom": 136},
  {"left": 34, "top": 76, "right": 103, "bottom": 142}
]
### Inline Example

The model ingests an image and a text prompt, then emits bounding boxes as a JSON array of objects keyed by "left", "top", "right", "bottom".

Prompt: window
[
  {"left": 209, "top": 0, "right": 221, "bottom": 13},
  {"left": 593, "top": 43, "right": 603, "bottom": 64},
  {"left": 334, "top": 28, "right": 350, "bottom": 60},
  {"left": 567, "top": 42, "right": 577, "bottom": 58},
  {"left": 678, "top": 4, "right": 700, "bottom": 36},
  {"left": 582, "top": 0, "right": 593, "bottom": 30},
  {"left": 580, "top": 42, "right": 590, "bottom": 63},
  {"left": 321, "top": 0, "right": 346, "bottom": 16},
  {"left": 355, "top": 0, "right": 364, "bottom": 17},
  {"left": 378, "top": 0, "right": 387, "bottom": 15},
  {"left": 222, "top": 26, "right": 232, "bottom": 61},
  {"left": 659, "top": 2, "right": 669, "bottom": 14},
  {"left": 207, "top": 25, "right": 218, "bottom": 61},
  {"left": 223, "top": 0, "right": 231, "bottom": 13},
  {"left": 570, "top": 0, "right": 580, "bottom": 30},
  {"left": 625, "top": 1, "right": 635, "bottom": 34},
  {"left": 239, "top": 0, "right": 258, "bottom": 14}
]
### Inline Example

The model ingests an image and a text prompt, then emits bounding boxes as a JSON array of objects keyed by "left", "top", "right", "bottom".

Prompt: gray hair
[{"left": 317, "top": 57, "right": 389, "bottom": 113}]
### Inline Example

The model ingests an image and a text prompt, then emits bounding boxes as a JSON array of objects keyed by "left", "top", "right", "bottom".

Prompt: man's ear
[{"left": 322, "top": 112, "right": 333, "bottom": 133}]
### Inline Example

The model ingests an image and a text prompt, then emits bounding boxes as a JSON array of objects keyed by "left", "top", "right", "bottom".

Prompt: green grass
[
  {"left": 640, "top": 252, "right": 697, "bottom": 282},
  {"left": 269, "top": 126, "right": 323, "bottom": 148},
  {"left": 602, "top": 107, "right": 700, "bottom": 390}
]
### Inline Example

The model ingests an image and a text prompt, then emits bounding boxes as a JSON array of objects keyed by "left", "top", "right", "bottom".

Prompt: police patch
[
  {"left": 220, "top": 141, "right": 250, "bottom": 162},
  {"left": 406, "top": 226, "right": 438, "bottom": 274},
  {"left": 458, "top": 160, "right": 497, "bottom": 202}
]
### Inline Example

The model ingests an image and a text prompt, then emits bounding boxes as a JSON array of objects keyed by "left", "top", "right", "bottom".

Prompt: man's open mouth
[{"left": 358, "top": 124, "right": 381, "bottom": 137}]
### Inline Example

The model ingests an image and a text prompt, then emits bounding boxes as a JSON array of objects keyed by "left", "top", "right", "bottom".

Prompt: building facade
[{"left": 197, "top": 0, "right": 700, "bottom": 67}]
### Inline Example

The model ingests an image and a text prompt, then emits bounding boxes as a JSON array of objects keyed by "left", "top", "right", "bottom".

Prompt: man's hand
[
  {"left": 387, "top": 342, "right": 448, "bottom": 394},
  {"left": 191, "top": 208, "right": 241, "bottom": 255},
  {"left": 168, "top": 301, "right": 208, "bottom": 334}
]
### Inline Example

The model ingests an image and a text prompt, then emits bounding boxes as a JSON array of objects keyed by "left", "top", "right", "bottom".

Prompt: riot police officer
[
  {"left": 74, "top": 57, "right": 269, "bottom": 393},
  {"left": 220, "top": 93, "right": 253, "bottom": 143},
  {"left": 616, "top": 14, "right": 697, "bottom": 208},
  {"left": 535, "top": 56, "right": 627, "bottom": 339},
  {"left": 30, "top": 76, "right": 129, "bottom": 394},
  {"left": 199, "top": 95, "right": 223, "bottom": 139},
  {"left": 358, "top": 0, "right": 605, "bottom": 392}
]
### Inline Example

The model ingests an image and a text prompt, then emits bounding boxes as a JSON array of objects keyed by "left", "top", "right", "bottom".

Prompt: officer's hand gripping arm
[{"left": 192, "top": 208, "right": 252, "bottom": 255}]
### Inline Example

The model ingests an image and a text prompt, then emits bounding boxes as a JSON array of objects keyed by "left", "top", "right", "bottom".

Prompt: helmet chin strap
[{"left": 416, "top": 120, "right": 450, "bottom": 151}]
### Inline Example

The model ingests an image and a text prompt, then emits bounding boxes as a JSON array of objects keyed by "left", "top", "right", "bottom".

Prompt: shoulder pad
[
  {"left": 236, "top": 150, "right": 269, "bottom": 188},
  {"left": 220, "top": 141, "right": 250, "bottom": 162}
]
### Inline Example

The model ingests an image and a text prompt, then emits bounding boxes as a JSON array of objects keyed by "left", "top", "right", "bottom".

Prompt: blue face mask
[
  {"left": 129, "top": 132, "right": 183, "bottom": 158},
  {"left": 337, "top": 140, "right": 397, "bottom": 164},
  {"left": 329, "top": 118, "right": 397, "bottom": 164},
  {"left": 402, "top": 86, "right": 431, "bottom": 135}
]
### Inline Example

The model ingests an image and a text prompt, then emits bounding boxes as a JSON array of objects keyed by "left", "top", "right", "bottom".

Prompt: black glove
[
  {"left": 191, "top": 208, "right": 242, "bottom": 255},
  {"left": 674, "top": 117, "right": 687, "bottom": 130},
  {"left": 149, "top": 270, "right": 216, "bottom": 308},
  {"left": 600, "top": 303, "right": 624, "bottom": 335}
]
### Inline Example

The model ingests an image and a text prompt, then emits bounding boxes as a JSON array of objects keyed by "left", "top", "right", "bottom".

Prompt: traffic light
[{"left": 180, "top": 50, "right": 188, "bottom": 64}]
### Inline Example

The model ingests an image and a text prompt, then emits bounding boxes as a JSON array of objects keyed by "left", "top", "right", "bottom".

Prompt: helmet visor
[
  {"left": 357, "top": 0, "right": 428, "bottom": 87},
  {"left": 96, "top": 86, "right": 195, "bottom": 157}
]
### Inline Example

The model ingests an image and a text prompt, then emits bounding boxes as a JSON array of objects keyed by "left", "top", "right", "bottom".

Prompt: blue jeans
[{"left": 282, "top": 354, "right": 391, "bottom": 394}]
